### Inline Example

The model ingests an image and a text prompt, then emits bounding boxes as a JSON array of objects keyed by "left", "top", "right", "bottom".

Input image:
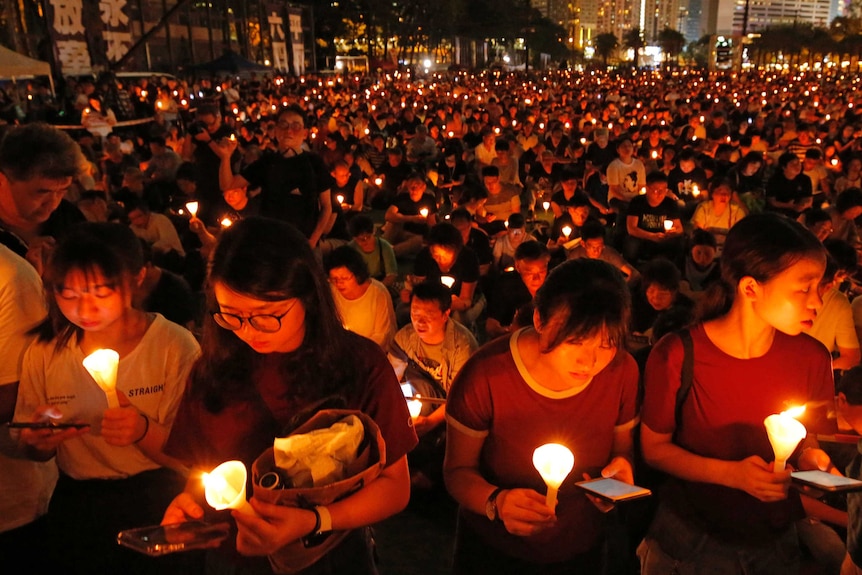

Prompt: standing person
[
  {"left": 639, "top": 213, "right": 840, "bottom": 574},
  {"left": 216, "top": 105, "right": 333, "bottom": 249},
  {"left": 0, "top": 123, "right": 86, "bottom": 267},
  {"left": 444, "top": 258, "right": 639, "bottom": 574},
  {"left": 13, "top": 222, "right": 200, "bottom": 575},
  {"left": 160, "top": 217, "right": 417, "bottom": 575}
]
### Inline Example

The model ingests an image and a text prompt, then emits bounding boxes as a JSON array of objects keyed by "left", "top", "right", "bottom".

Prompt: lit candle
[
  {"left": 440, "top": 276, "right": 455, "bottom": 289},
  {"left": 542, "top": 201, "right": 551, "bottom": 212},
  {"left": 203, "top": 460, "right": 255, "bottom": 515},
  {"left": 639, "top": 187, "right": 646, "bottom": 195},
  {"left": 663, "top": 220, "right": 673, "bottom": 231},
  {"left": 651, "top": 150, "right": 658, "bottom": 159},
  {"left": 185, "top": 201, "right": 199, "bottom": 217},
  {"left": 692, "top": 184, "right": 700, "bottom": 197},
  {"left": 336, "top": 194, "right": 345, "bottom": 205},
  {"left": 407, "top": 395, "right": 423, "bottom": 419},
  {"left": 532, "top": 443, "right": 574, "bottom": 511},
  {"left": 229, "top": 133, "right": 236, "bottom": 142},
  {"left": 764, "top": 406, "right": 807, "bottom": 472},
  {"left": 83, "top": 349, "right": 120, "bottom": 409},
  {"left": 419, "top": 208, "right": 429, "bottom": 218},
  {"left": 561, "top": 225, "right": 573, "bottom": 238},
  {"left": 374, "top": 177, "right": 383, "bottom": 186},
  {"left": 220, "top": 217, "right": 233, "bottom": 228}
]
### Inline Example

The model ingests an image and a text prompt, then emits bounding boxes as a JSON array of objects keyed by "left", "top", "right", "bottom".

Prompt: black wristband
[
  {"left": 134, "top": 413, "right": 149, "bottom": 444},
  {"left": 304, "top": 507, "right": 322, "bottom": 538}
]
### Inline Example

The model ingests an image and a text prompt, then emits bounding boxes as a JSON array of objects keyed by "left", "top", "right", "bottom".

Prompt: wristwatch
[{"left": 485, "top": 487, "right": 504, "bottom": 522}]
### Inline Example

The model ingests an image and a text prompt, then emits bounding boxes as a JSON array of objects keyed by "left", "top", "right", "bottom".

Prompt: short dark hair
[
  {"left": 691, "top": 228, "right": 717, "bottom": 248},
  {"left": 481, "top": 165, "right": 500, "bottom": 178},
  {"left": 646, "top": 171, "right": 668, "bottom": 186},
  {"left": 641, "top": 257, "right": 681, "bottom": 291},
  {"left": 347, "top": 214, "right": 375, "bottom": 237},
  {"left": 837, "top": 366, "right": 862, "bottom": 405},
  {"left": 0, "top": 123, "right": 85, "bottom": 181},
  {"left": 410, "top": 281, "right": 452, "bottom": 313},
  {"left": 507, "top": 212, "right": 526, "bottom": 229},
  {"left": 449, "top": 207, "right": 472, "bottom": 224},
  {"left": 323, "top": 245, "right": 370, "bottom": 284},
  {"left": 427, "top": 222, "right": 463, "bottom": 251},
  {"left": 580, "top": 220, "right": 606, "bottom": 241},
  {"left": 836, "top": 188, "right": 862, "bottom": 215},
  {"left": 514, "top": 240, "right": 550, "bottom": 262},
  {"left": 824, "top": 238, "right": 858, "bottom": 275}
]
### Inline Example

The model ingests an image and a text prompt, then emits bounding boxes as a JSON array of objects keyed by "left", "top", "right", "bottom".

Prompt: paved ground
[{"left": 374, "top": 484, "right": 459, "bottom": 575}]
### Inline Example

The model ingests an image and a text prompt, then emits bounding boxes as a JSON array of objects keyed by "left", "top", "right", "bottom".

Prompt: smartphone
[
  {"left": 575, "top": 478, "right": 652, "bottom": 502},
  {"left": 791, "top": 470, "right": 862, "bottom": 493},
  {"left": 7, "top": 421, "right": 89, "bottom": 430},
  {"left": 117, "top": 521, "right": 231, "bottom": 556}
]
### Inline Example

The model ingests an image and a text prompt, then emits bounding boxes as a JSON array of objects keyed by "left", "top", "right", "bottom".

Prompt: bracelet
[
  {"left": 134, "top": 413, "right": 149, "bottom": 444},
  {"left": 304, "top": 507, "right": 321, "bottom": 538},
  {"left": 315, "top": 505, "right": 332, "bottom": 534}
]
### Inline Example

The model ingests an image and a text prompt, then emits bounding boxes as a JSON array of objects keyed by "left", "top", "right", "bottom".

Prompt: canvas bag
[{"left": 250, "top": 409, "right": 386, "bottom": 574}]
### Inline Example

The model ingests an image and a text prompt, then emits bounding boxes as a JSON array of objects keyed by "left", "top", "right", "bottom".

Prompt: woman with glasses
[{"left": 161, "top": 217, "right": 417, "bottom": 575}]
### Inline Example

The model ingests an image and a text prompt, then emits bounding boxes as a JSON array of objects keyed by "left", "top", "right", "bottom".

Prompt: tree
[
  {"left": 657, "top": 27, "right": 685, "bottom": 65},
  {"left": 594, "top": 32, "right": 618, "bottom": 66},
  {"left": 622, "top": 27, "right": 645, "bottom": 66}
]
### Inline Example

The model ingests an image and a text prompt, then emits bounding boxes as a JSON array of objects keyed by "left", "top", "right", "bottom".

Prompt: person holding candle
[
  {"left": 160, "top": 217, "right": 417, "bottom": 575},
  {"left": 12, "top": 222, "right": 201, "bottom": 574},
  {"left": 444, "top": 257, "right": 639, "bottom": 573},
  {"left": 639, "top": 213, "right": 839, "bottom": 574}
]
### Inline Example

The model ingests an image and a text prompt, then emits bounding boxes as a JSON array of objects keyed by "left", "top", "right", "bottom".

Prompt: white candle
[
  {"left": 185, "top": 201, "right": 199, "bottom": 217},
  {"left": 419, "top": 208, "right": 430, "bottom": 218},
  {"left": 542, "top": 201, "right": 551, "bottom": 212},
  {"left": 82, "top": 349, "right": 120, "bottom": 409},
  {"left": 663, "top": 220, "right": 673, "bottom": 231},
  {"left": 440, "top": 276, "right": 455, "bottom": 289},
  {"left": 220, "top": 217, "right": 233, "bottom": 228},
  {"left": 764, "top": 406, "right": 807, "bottom": 472},
  {"left": 407, "top": 396, "right": 423, "bottom": 418},
  {"left": 561, "top": 225, "right": 573, "bottom": 238},
  {"left": 532, "top": 443, "right": 574, "bottom": 511},
  {"left": 203, "top": 460, "right": 255, "bottom": 515},
  {"left": 374, "top": 177, "right": 383, "bottom": 186},
  {"left": 691, "top": 184, "right": 700, "bottom": 197},
  {"left": 336, "top": 194, "right": 345, "bottom": 205}
]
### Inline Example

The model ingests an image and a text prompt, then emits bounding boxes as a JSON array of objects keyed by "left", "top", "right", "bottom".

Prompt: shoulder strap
[{"left": 674, "top": 328, "right": 694, "bottom": 428}]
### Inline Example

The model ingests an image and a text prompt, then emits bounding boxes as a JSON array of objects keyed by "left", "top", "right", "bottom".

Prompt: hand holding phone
[
  {"left": 118, "top": 521, "right": 231, "bottom": 556},
  {"left": 575, "top": 477, "right": 651, "bottom": 503}
]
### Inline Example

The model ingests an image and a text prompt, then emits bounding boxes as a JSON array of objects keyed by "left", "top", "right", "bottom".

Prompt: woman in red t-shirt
[{"left": 640, "top": 213, "right": 839, "bottom": 574}]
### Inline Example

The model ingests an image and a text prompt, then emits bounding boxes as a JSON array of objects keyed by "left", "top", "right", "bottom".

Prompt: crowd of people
[{"left": 3, "top": 65, "right": 862, "bottom": 574}]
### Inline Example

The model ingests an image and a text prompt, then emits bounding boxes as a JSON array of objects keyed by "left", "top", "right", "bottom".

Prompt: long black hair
[{"left": 191, "top": 217, "right": 359, "bottom": 412}]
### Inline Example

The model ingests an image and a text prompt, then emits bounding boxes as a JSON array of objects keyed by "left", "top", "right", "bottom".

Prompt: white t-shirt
[
  {"left": 809, "top": 288, "right": 859, "bottom": 354},
  {"left": 606, "top": 158, "right": 646, "bottom": 200},
  {"left": 130, "top": 212, "right": 185, "bottom": 257},
  {"left": 15, "top": 314, "right": 200, "bottom": 480},
  {"left": 331, "top": 279, "right": 397, "bottom": 350},
  {"left": 0, "top": 245, "right": 57, "bottom": 533}
]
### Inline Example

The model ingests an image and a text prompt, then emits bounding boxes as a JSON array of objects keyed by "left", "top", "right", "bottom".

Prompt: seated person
[
  {"left": 134, "top": 240, "right": 197, "bottom": 330},
  {"left": 624, "top": 171, "right": 685, "bottom": 265},
  {"left": 473, "top": 165, "right": 521, "bottom": 236},
  {"left": 449, "top": 207, "right": 493, "bottom": 277},
  {"left": 550, "top": 168, "right": 580, "bottom": 219},
  {"left": 435, "top": 147, "right": 468, "bottom": 205},
  {"left": 347, "top": 215, "right": 398, "bottom": 288},
  {"left": 221, "top": 184, "right": 261, "bottom": 220},
  {"left": 690, "top": 179, "right": 746, "bottom": 254},
  {"left": 548, "top": 192, "right": 592, "bottom": 253},
  {"left": 805, "top": 208, "right": 835, "bottom": 243},
  {"left": 485, "top": 241, "right": 550, "bottom": 340},
  {"left": 807, "top": 240, "right": 861, "bottom": 373},
  {"left": 124, "top": 196, "right": 185, "bottom": 268},
  {"left": 389, "top": 281, "right": 479, "bottom": 444},
  {"left": 492, "top": 212, "right": 536, "bottom": 272},
  {"left": 76, "top": 190, "right": 110, "bottom": 223},
  {"left": 411, "top": 222, "right": 484, "bottom": 328},
  {"left": 766, "top": 151, "right": 814, "bottom": 219},
  {"left": 382, "top": 172, "right": 438, "bottom": 258},
  {"left": 331, "top": 159, "right": 365, "bottom": 213},
  {"left": 324, "top": 245, "right": 397, "bottom": 349},
  {"left": 828, "top": 187, "right": 862, "bottom": 248},
  {"left": 683, "top": 229, "right": 721, "bottom": 294},
  {"left": 628, "top": 257, "right": 694, "bottom": 351},
  {"left": 567, "top": 219, "right": 637, "bottom": 280}
]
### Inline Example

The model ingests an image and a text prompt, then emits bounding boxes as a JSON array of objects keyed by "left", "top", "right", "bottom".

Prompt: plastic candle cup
[
  {"left": 374, "top": 177, "right": 383, "bottom": 186},
  {"left": 82, "top": 349, "right": 120, "bottom": 408},
  {"left": 532, "top": 443, "right": 574, "bottom": 511},
  {"left": 440, "top": 276, "right": 455, "bottom": 289},
  {"left": 203, "top": 461, "right": 255, "bottom": 515},
  {"left": 185, "top": 201, "right": 199, "bottom": 217},
  {"left": 220, "top": 217, "right": 233, "bottom": 228},
  {"left": 419, "top": 208, "right": 429, "bottom": 218},
  {"left": 764, "top": 406, "right": 807, "bottom": 472},
  {"left": 561, "top": 225, "right": 573, "bottom": 238},
  {"left": 407, "top": 396, "right": 423, "bottom": 419},
  {"left": 663, "top": 220, "right": 673, "bottom": 231},
  {"left": 336, "top": 194, "right": 345, "bottom": 205},
  {"left": 542, "top": 201, "right": 551, "bottom": 212},
  {"left": 691, "top": 184, "right": 700, "bottom": 197}
]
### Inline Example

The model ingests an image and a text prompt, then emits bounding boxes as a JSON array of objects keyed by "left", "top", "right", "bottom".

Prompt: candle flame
[{"left": 783, "top": 405, "right": 806, "bottom": 419}]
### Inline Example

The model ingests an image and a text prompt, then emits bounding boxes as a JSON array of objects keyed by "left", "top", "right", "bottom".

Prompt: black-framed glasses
[
  {"left": 211, "top": 300, "right": 298, "bottom": 333},
  {"left": 277, "top": 120, "right": 304, "bottom": 131}
]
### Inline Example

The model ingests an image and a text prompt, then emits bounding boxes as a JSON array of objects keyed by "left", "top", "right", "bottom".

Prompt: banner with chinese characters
[
  {"left": 286, "top": 6, "right": 304, "bottom": 76},
  {"left": 266, "top": 3, "right": 289, "bottom": 72},
  {"left": 46, "top": 0, "right": 93, "bottom": 75},
  {"left": 99, "top": 0, "right": 132, "bottom": 63}
]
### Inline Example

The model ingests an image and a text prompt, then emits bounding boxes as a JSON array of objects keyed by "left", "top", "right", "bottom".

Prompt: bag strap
[{"left": 674, "top": 328, "right": 694, "bottom": 430}]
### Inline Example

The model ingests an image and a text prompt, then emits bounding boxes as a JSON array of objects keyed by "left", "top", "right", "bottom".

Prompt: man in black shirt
[{"left": 485, "top": 241, "right": 550, "bottom": 339}]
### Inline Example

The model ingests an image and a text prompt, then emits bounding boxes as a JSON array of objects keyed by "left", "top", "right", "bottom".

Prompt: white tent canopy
[{"left": 0, "top": 44, "right": 51, "bottom": 79}]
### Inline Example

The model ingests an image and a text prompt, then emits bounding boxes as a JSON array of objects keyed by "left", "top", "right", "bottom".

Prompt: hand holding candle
[
  {"left": 185, "top": 201, "right": 199, "bottom": 217},
  {"left": 764, "top": 406, "right": 807, "bottom": 472},
  {"left": 203, "top": 460, "right": 255, "bottom": 515},
  {"left": 83, "top": 349, "right": 120, "bottom": 408},
  {"left": 419, "top": 207, "right": 430, "bottom": 218},
  {"left": 533, "top": 443, "right": 574, "bottom": 511},
  {"left": 663, "top": 220, "right": 673, "bottom": 232}
]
